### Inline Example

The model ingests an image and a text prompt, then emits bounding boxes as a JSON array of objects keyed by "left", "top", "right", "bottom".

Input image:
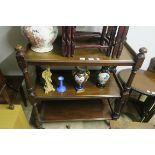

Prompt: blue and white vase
[{"left": 97, "top": 66, "right": 110, "bottom": 87}]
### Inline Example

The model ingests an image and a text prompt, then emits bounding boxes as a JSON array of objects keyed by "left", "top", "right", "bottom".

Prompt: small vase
[
  {"left": 97, "top": 66, "right": 110, "bottom": 88},
  {"left": 72, "top": 67, "right": 90, "bottom": 93},
  {"left": 56, "top": 76, "right": 66, "bottom": 93},
  {"left": 21, "top": 26, "right": 58, "bottom": 53}
]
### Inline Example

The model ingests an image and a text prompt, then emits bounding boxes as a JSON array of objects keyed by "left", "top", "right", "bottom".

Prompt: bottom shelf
[{"left": 37, "top": 99, "right": 112, "bottom": 122}]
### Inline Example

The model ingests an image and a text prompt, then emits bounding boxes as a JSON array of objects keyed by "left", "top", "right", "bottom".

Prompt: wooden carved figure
[{"left": 42, "top": 67, "right": 55, "bottom": 94}]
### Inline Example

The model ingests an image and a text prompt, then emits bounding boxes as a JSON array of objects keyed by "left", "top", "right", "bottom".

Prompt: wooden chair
[
  {"left": 62, "top": 26, "right": 129, "bottom": 57},
  {"left": 0, "top": 69, "right": 27, "bottom": 109},
  {"left": 133, "top": 57, "right": 155, "bottom": 104},
  {"left": 119, "top": 57, "right": 155, "bottom": 122},
  {"left": 136, "top": 57, "right": 155, "bottom": 101},
  {"left": 141, "top": 57, "right": 155, "bottom": 121},
  {"left": 148, "top": 57, "right": 155, "bottom": 72}
]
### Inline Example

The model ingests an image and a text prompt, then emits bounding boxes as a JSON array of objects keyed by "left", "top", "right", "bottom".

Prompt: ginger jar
[{"left": 21, "top": 26, "right": 58, "bottom": 53}]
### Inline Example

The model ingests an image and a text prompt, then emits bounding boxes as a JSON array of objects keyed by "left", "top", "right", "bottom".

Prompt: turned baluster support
[
  {"left": 116, "top": 26, "right": 129, "bottom": 58},
  {"left": 107, "top": 26, "right": 117, "bottom": 56},
  {"left": 100, "top": 26, "right": 107, "bottom": 45},
  {"left": 0, "top": 70, "right": 14, "bottom": 110},
  {"left": 71, "top": 26, "right": 76, "bottom": 56},
  {"left": 62, "top": 26, "right": 67, "bottom": 56},
  {"left": 15, "top": 44, "right": 43, "bottom": 128},
  {"left": 66, "top": 26, "right": 72, "bottom": 57},
  {"left": 111, "top": 26, "right": 129, "bottom": 58},
  {"left": 113, "top": 47, "right": 147, "bottom": 119}
]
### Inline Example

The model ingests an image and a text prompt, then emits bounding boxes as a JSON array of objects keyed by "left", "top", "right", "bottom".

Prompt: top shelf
[{"left": 24, "top": 39, "right": 135, "bottom": 66}]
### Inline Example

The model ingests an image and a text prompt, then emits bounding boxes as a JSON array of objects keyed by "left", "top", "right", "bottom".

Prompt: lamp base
[{"left": 56, "top": 86, "right": 66, "bottom": 93}]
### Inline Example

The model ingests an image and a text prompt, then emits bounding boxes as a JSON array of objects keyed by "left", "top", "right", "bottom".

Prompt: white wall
[
  {"left": 0, "top": 26, "right": 154, "bottom": 75},
  {"left": 127, "top": 26, "right": 155, "bottom": 70}
]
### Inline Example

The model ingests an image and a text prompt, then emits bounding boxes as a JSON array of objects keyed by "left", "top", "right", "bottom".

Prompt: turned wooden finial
[
  {"left": 139, "top": 47, "right": 147, "bottom": 54},
  {"left": 15, "top": 44, "right": 24, "bottom": 52}
]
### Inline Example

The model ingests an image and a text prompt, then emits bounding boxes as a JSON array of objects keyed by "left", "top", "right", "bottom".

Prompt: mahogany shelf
[
  {"left": 16, "top": 35, "right": 147, "bottom": 128},
  {"left": 35, "top": 70, "right": 121, "bottom": 100},
  {"left": 38, "top": 99, "right": 112, "bottom": 122},
  {"left": 25, "top": 39, "right": 135, "bottom": 66}
]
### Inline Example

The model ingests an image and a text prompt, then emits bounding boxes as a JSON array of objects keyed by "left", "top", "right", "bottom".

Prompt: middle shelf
[{"left": 34, "top": 70, "right": 121, "bottom": 100}]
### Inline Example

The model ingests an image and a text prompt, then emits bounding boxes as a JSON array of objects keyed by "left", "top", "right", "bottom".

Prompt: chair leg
[
  {"left": 2, "top": 89, "right": 14, "bottom": 110},
  {"left": 19, "top": 85, "right": 28, "bottom": 107},
  {"left": 141, "top": 97, "right": 155, "bottom": 122},
  {"left": 142, "top": 109, "right": 155, "bottom": 122}
]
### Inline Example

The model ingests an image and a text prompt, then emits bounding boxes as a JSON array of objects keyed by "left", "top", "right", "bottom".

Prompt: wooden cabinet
[{"left": 15, "top": 31, "right": 147, "bottom": 128}]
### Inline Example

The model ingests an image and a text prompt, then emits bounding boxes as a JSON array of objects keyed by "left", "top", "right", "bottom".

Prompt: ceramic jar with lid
[{"left": 21, "top": 26, "right": 58, "bottom": 53}]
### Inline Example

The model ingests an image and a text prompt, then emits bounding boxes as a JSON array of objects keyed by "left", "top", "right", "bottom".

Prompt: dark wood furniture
[
  {"left": 118, "top": 69, "right": 155, "bottom": 122},
  {"left": 0, "top": 69, "right": 27, "bottom": 109},
  {"left": 15, "top": 35, "right": 146, "bottom": 128},
  {"left": 62, "top": 26, "right": 129, "bottom": 58},
  {"left": 148, "top": 57, "right": 155, "bottom": 72}
]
